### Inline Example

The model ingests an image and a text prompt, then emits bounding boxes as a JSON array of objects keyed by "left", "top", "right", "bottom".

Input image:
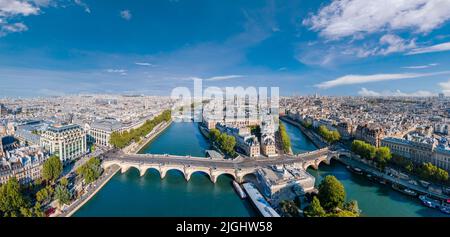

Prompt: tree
[
  {"left": 0, "top": 178, "right": 28, "bottom": 217},
  {"left": 54, "top": 184, "right": 71, "bottom": 206},
  {"left": 280, "top": 200, "right": 299, "bottom": 217},
  {"left": 318, "top": 125, "right": 341, "bottom": 143},
  {"left": 36, "top": 186, "right": 54, "bottom": 205},
  {"left": 209, "top": 129, "right": 220, "bottom": 141},
  {"left": 328, "top": 210, "right": 358, "bottom": 217},
  {"left": 375, "top": 147, "right": 392, "bottom": 169},
  {"left": 305, "top": 196, "right": 326, "bottom": 217},
  {"left": 219, "top": 134, "right": 236, "bottom": 156},
  {"left": 42, "top": 155, "right": 63, "bottom": 183},
  {"left": 109, "top": 110, "right": 171, "bottom": 149},
  {"left": 318, "top": 175, "right": 346, "bottom": 211},
  {"left": 343, "top": 200, "right": 360, "bottom": 215},
  {"left": 77, "top": 157, "right": 103, "bottom": 184},
  {"left": 279, "top": 123, "right": 291, "bottom": 153}
]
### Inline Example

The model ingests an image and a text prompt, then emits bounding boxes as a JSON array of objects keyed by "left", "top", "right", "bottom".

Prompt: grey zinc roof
[{"left": 91, "top": 119, "right": 123, "bottom": 132}]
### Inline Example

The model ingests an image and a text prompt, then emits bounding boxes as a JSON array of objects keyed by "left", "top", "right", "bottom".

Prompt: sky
[{"left": 1, "top": 0, "right": 450, "bottom": 97}]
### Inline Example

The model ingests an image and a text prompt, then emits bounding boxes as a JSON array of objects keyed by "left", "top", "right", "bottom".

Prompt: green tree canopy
[
  {"left": 280, "top": 200, "right": 299, "bottom": 217},
  {"left": 305, "top": 196, "right": 326, "bottom": 217},
  {"left": 318, "top": 175, "right": 346, "bottom": 211},
  {"left": 0, "top": 178, "right": 29, "bottom": 217},
  {"left": 42, "top": 155, "right": 63, "bottom": 183},
  {"left": 54, "top": 184, "right": 71, "bottom": 206},
  {"left": 77, "top": 157, "right": 103, "bottom": 184},
  {"left": 279, "top": 123, "right": 291, "bottom": 153},
  {"left": 36, "top": 186, "right": 54, "bottom": 205}
]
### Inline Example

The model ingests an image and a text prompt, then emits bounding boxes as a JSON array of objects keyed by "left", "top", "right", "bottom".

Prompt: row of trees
[
  {"left": 76, "top": 157, "right": 103, "bottom": 184},
  {"left": 279, "top": 123, "right": 291, "bottom": 153},
  {"left": 209, "top": 129, "right": 236, "bottom": 157},
  {"left": 317, "top": 125, "right": 341, "bottom": 144},
  {"left": 0, "top": 178, "right": 45, "bottom": 217},
  {"left": 351, "top": 140, "right": 392, "bottom": 169},
  {"left": 109, "top": 110, "right": 172, "bottom": 149},
  {"left": 305, "top": 175, "right": 360, "bottom": 217},
  {"left": 391, "top": 156, "right": 449, "bottom": 184}
]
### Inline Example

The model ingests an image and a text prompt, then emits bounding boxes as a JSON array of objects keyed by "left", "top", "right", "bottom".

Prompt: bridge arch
[
  {"left": 212, "top": 172, "right": 236, "bottom": 183},
  {"left": 161, "top": 167, "right": 187, "bottom": 180},
  {"left": 186, "top": 170, "right": 212, "bottom": 182},
  {"left": 139, "top": 166, "right": 161, "bottom": 177}
]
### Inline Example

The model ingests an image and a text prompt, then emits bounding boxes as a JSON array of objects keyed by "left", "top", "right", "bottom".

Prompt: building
[
  {"left": 256, "top": 165, "right": 315, "bottom": 198},
  {"left": 88, "top": 118, "right": 123, "bottom": 147},
  {"left": 260, "top": 116, "right": 277, "bottom": 157},
  {"left": 0, "top": 104, "right": 7, "bottom": 117},
  {"left": 40, "top": 124, "right": 87, "bottom": 162},
  {"left": 216, "top": 123, "right": 260, "bottom": 157},
  {"left": 381, "top": 134, "right": 450, "bottom": 171},
  {"left": 355, "top": 124, "right": 384, "bottom": 147},
  {"left": 0, "top": 146, "right": 49, "bottom": 184},
  {"left": 336, "top": 121, "right": 352, "bottom": 140}
]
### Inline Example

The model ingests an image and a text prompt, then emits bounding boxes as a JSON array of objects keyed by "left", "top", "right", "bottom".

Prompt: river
[
  {"left": 74, "top": 122, "right": 256, "bottom": 217},
  {"left": 282, "top": 120, "right": 447, "bottom": 217},
  {"left": 75, "top": 121, "right": 447, "bottom": 217}
]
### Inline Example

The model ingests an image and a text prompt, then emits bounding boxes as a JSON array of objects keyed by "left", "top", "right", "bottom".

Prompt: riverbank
[
  {"left": 280, "top": 116, "right": 328, "bottom": 148},
  {"left": 57, "top": 165, "right": 120, "bottom": 217},
  {"left": 281, "top": 119, "right": 448, "bottom": 216},
  {"left": 124, "top": 120, "right": 173, "bottom": 154}
]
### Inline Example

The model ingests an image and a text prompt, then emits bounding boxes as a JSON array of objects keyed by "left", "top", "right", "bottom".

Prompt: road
[{"left": 101, "top": 148, "right": 330, "bottom": 169}]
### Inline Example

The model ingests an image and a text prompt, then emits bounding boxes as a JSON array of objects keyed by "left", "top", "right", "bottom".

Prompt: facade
[
  {"left": 0, "top": 146, "right": 49, "bottom": 184},
  {"left": 355, "top": 124, "right": 384, "bottom": 147},
  {"left": 260, "top": 116, "right": 277, "bottom": 157},
  {"left": 88, "top": 118, "right": 123, "bottom": 147},
  {"left": 381, "top": 134, "right": 450, "bottom": 171},
  {"left": 216, "top": 123, "right": 261, "bottom": 157},
  {"left": 40, "top": 124, "right": 87, "bottom": 162},
  {"left": 256, "top": 165, "right": 315, "bottom": 198}
]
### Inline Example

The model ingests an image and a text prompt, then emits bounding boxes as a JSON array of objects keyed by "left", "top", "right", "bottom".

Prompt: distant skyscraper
[{"left": 439, "top": 93, "right": 445, "bottom": 99}]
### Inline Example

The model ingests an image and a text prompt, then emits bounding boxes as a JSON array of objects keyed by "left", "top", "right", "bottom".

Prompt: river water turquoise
[{"left": 74, "top": 121, "right": 447, "bottom": 217}]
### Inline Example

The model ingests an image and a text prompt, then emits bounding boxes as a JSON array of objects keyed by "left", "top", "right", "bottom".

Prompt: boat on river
[
  {"left": 346, "top": 166, "right": 363, "bottom": 175},
  {"left": 440, "top": 203, "right": 450, "bottom": 214},
  {"left": 232, "top": 181, "right": 247, "bottom": 199},
  {"left": 419, "top": 195, "right": 441, "bottom": 209},
  {"left": 392, "top": 184, "right": 418, "bottom": 197}
]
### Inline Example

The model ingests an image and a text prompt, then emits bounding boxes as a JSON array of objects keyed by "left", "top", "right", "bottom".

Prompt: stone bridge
[{"left": 102, "top": 147, "right": 351, "bottom": 183}]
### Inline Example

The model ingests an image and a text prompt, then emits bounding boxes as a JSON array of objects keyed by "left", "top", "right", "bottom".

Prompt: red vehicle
[{"left": 45, "top": 207, "right": 56, "bottom": 217}]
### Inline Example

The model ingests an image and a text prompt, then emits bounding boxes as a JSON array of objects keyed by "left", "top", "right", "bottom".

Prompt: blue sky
[{"left": 1, "top": 0, "right": 450, "bottom": 97}]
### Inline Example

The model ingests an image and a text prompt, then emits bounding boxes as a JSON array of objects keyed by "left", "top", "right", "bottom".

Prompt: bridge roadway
[{"left": 101, "top": 148, "right": 342, "bottom": 183}]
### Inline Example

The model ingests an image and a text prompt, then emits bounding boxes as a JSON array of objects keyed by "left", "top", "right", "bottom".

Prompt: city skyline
[{"left": 1, "top": 0, "right": 450, "bottom": 97}]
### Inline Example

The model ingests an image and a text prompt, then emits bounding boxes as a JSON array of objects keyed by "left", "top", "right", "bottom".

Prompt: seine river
[{"left": 74, "top": 121, "right": 446, "bottom": 217}]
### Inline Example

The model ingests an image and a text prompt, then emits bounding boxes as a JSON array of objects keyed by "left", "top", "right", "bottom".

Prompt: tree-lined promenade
[
  {"left": 109, "top": 110, "right": 171, "bottom": 149},
  {"left": 208, "top": 128, "right": 237, "bottom": 157},
  {"left": 0, "top": 155, "right": 103, "bottom": 217},
  {"left": 351, "top": 140, "right": 448, "bottom": 185},
  {"left": 278, "top": 122, "right": 292, "bottom": 154}
]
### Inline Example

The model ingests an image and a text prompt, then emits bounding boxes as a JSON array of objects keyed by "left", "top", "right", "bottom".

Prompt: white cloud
[
  {"left": 406, "top": 42, "right": 450, "bottom": 55},
  {"left": 120, "top": 9, "right": 132, "bottom": 20},
  {"left": 0, "top": 0, "right": 40, "bottom": 16},
  {"left": 74, "top": 0, "right": 90, "bottom": 14},
  {"left": 378, "top": 34, "right": 416, "bottom": 55},
  {"left": 304, "top": 0, "right": 450, "bottom": 40},
  {"left": 135, "top": 62, "right": 155, "bottom": 67},
  {"left": 105, "top": 69, "right": 127, "bottom": 75},
  {"left": 205, "top": 75, "right": 244, "bottom": 81},
  {"left": 402, "top": 63, "right": 438, "bottom": 69},
  {"left": 0, "top": 0, "right": 59, "bottom": 37},
  {"left": 358, "top": 87, "right": 435, "bottom": 97},
  {"left": 316, "top": 71, "right": 450, "bottom": 89},
  {"left": 439, "top": 79, "right": 450, "bottom": 95}
]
